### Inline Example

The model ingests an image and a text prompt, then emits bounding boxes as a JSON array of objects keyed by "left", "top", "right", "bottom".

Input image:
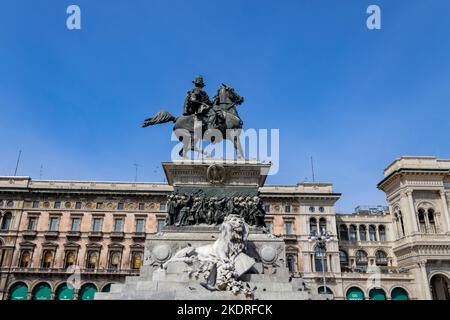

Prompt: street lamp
[{"left": 308, "top": 231, "right": 334, "bottom": 294}]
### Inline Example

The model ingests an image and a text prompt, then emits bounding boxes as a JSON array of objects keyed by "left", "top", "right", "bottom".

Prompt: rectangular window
[
  {"left": 157, "top": 220, "right": 165, "bottom": 232},
  {"left": 135, "top": 219, "right": 145, "bottom": 233},
  {"left": 71, "top": 218, "right": 80, "bottom": 231},
  {"left": 114, "top": 218, "right": 123, "bottom": 232},
  {"left": 264, "top": 204, "right": 270, "bottom": 213},
  {"left": 75, "top": 202, "right": 82, "bottom": 209},
  {"left": 117, "top": 202, "right": 124, "bottom": 210},
  {"left": 92, "top": 218, "right": 102, "bottom": 232},
  {"left": 96, "top": 202, "right": 103, "bottom": 209},
  {"left": 285, "top": 222, "right": 293, "bottom": 235},
  {"left": 27, "top": 217, "right": 37, "bottom": 231},
  {"left": 32, "top": 201, "right": 39, "bottom": 208},
  {"left": 160, "top": 203, "right": 166, "bottom": 211},
  {"left": 285, "top": 205, "right": 291, "bottom": 213},
  {"left": 139, "top": 203, "right": 145, "bottom": 211},
  {"left": 54, "top": 201, "right": 61, "bottom": 209},
  {"left": 49, "top": 217, "right": 59, "bottom": 231}
]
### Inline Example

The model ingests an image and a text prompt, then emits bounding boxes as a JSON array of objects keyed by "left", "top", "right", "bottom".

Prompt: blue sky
[{"left": 1, "top": 0, "right": 449, "bottom": 213}]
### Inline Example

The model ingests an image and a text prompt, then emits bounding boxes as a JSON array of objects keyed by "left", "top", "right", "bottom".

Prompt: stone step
[
  {"left": 254, "top": 291, "right": 310, "bottom": 300},
  {"left": 250, "top": 282, "right": 294, "bottom": 292},
  {"left": 240, "top": 273, "right": 291, "bottom": 283}
]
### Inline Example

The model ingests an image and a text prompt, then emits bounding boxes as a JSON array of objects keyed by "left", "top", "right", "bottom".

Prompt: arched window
[
  {"left": 339, "top": 250, "right": 349, "bottom": 269},
  {"left": 378, "top": 225, "right": 386, "bottom": 241},
  {"left": 86, "top": 251, "right": 98, "bottom": 269},
  {"left": 318, "top": 286, "right": 333, "bottom": 295},
  {"left": 391, "top": 287, "right": 409, "bottom": 300},
  {"left": 314, "top": 246, "right": 327, "bottom": 272},
  {"left": 369, "top": 225, "right": 377, "bottom": 241},
  {"left": 375, "top": 250, "right": 388, "bottom": 266},
  {"left": 359, "top": 225, "right": 367, "bottom": 241},
  {"left": 349, "top": 225, "right": 357, "bottom": 241},
  {"left": 355, "top": 250, "right": 368, "bottom": 271},
  {"left": 418, "top": 208, "right": 426, "bottom": 233},
  {"left": 131, "top": 252, "right": 142, "bottom": 270},
  {"left": 338, "top": 225, "right": 348, "bottom": 241},
  {"left": 287, "top": 255, "right": 296, "bottom": 272},
  {"left": 1, "top": 212, "right": 12, "bottom": 230},
  {"left": 108, "top": 251, "right": 121, "bottom": 270},
  {"left": 319, "top": 218, "right": 327, "bottom": 234},
  {"left": 64, "top": 251, "right": 76, "bottom": 269},
  {"left": 431, "top": 274, "right": 450, "bottom": 300},
  {"left": 428, "top": 209, "right": 436, "bottom": 233},
  {"left": 41, "top": 250, "right": 53, "bottom": 269},
  {"left": 309, "top": 218, "right": 317, "bottom": 235},
  {"left": 19, "top": 250, "right": 31, "bottom": 268},
  {"left": 102, "top": 284, "right": 112, "bottom": 293}
]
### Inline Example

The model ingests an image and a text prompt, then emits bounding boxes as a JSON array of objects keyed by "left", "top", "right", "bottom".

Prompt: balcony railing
[
  {"left": 375, "top": 258, "right": 388, "bottom": 265},
  {"left": 66, "top": 231, "right": 81, "bottom": 239},
  {"left": 1, "top": 267, "right": 140, "bottom": 276},
  {"left": 132, "top": 232, "right": 146, "bottom": 240},
  {"left": 281, "top": 234, "right": 297, "bottom": 240},
  {"left": 88, "top": 231, "right": 103, "bottom": 239},
  {"left": 22, "top": 230, "right": 37, "bottom": 238},
  {"left": 341, "top": 266, "right": 409, "bottom": 274},
  {"left": 44, "top": 231, "right": 59, "bottom": 239},
  {"left": 110, "top": 232, "right": 125, "bottom": 239}
]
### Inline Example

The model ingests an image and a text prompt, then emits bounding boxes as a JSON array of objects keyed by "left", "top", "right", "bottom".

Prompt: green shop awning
[
  {"left": 78, "top": 284, "right": 97, "bottom": 300},
  {"left": 369, "top": 288, "right": 386, "bottom": 300},
  {"left": 32, "top": 283, "right": 51, "bottom": 300},
  {"left": 9, "top": 282, "right": 28, "bottom": 300},
  {"left": 346, "top": 287, "right": 365, "bottom": 300},
  {"left": 56, "top": 284, "right": 74, "bottom": 300}
]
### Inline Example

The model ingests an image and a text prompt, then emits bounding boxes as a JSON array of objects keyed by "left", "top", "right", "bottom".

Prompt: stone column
[
  {"left": 303, "top": 253, "right": 311, "bottom": 272},
  {"left": 327, "top": 254, "right": 331, "bottom": 272},
  {"left": 440, "top": 191, "right": 450, "bottom": 233},
  {"left": 406, "top": 190, "right": 419, "bottom": 233},
  {"left": 418, "top": 261, "right": 432, "bottom": 300}
]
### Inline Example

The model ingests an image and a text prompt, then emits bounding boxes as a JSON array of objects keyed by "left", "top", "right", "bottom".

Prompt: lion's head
[{"left": 219, "top": 215, "right": 249, "bottom": 258}]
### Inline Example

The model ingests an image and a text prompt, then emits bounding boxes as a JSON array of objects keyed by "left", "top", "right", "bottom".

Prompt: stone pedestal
[
  {"left": 95, "top": 160, "right": 314, "bottom": 300},
  {"left": 95, "top": 227, "right": 311, "bottom": 300}
]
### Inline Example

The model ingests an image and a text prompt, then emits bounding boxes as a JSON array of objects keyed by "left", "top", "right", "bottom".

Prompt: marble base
[{"left": 95, "top": 227, "right": 315, "bottom": 300}]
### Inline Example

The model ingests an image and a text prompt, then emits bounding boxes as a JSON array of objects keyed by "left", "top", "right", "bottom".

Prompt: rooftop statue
[{"left": 142, "top": 76, "right": 245, "bottom": 159}]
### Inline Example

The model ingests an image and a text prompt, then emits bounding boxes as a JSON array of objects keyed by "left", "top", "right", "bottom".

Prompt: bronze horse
[{"left": 142, "top": 84, "right": 245, "bottom": 159}]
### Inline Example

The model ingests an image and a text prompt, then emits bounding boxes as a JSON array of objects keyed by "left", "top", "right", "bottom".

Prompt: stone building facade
[{"left": 0, "top": 156, "right": 449, "bottom": 300}]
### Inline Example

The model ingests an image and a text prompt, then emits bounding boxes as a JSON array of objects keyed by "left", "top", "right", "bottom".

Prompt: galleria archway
[{"left": 430, "top": 274, "right": 450, "bottom": 300}]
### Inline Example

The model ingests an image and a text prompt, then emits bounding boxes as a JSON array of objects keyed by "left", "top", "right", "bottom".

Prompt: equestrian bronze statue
[{"left": 142, "top": 76, "right": 245, "bottom": 159}]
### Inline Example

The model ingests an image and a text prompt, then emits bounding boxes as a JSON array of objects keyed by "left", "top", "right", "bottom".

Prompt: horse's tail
[{"left": 142, "top": 110, "right": 177, "bottom": 127}]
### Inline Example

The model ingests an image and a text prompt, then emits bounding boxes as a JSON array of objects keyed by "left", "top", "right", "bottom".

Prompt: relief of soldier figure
[
  {"left": 164, "top": 192, "right": 267, "bottom": 229},
  {"left": 142, "top": 75, "right": 246, "bottom": 159}
]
